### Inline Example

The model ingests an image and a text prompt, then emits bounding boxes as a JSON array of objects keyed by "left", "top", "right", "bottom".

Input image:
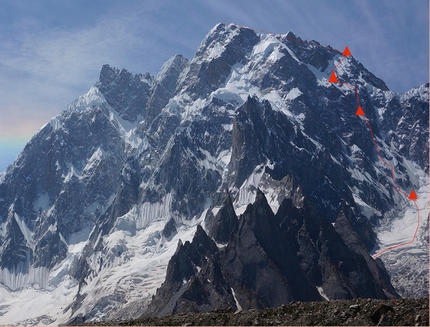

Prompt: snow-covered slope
[
  {"left": 373, "top": 166, "right": 428, "bottom": 298},
  {"left": 0, "top": 23, "right": 428, "bottom": 325}
]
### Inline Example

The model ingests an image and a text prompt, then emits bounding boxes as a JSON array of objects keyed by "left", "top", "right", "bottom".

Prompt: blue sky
[{"left": 0, "top": 0, "right": 428, "bottom": 172}]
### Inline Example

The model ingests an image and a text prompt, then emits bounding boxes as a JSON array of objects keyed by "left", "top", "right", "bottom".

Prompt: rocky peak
[
  {"left": 144, "top": 226, "right": 220, "bottom": 317},
  {"left": 181, "top": 23, "right": 259, "bottom": 98},
  {"left": 99, "top": 64, "right": 120, "bottom": 85},
  {"left": 145, "top": 54, "right": 189, "bottom": 124},
  {"left": 156, "top": 54, "right": 189, "bottom": 83},
  {"left": 209, "top": 190, "right": 238, "bottom": 243},
  {"left": 164, "top": 225, "right": 218, "bottom": 287},
  {"left": 96, "top": 64, "right": 154, "bottom": 123},
  {"left": 195, "top": 23, "right": 257, "bottom": 59}
]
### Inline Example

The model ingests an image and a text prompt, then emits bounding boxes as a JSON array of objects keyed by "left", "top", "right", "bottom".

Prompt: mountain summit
[{"left": 0, "top": 23, "right": 428, "bottom": 325}]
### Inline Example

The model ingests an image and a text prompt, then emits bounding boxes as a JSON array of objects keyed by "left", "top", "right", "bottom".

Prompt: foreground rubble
[{"left": 76, "top": 298, "right": 428, "bottom": 326}]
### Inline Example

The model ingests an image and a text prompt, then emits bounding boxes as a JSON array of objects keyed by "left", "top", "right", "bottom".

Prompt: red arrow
[
  {"left": 342, "top": 46, "right": 352, "bottom": 57},
  {"left": 355, "top": 106, "right": 365, "bottom": 116},
  {"left": 409, "top": 190, "right": 418, "bottom": 200},
  {"left": 329, "top": 71, "right": 339, "bottom": 83}
]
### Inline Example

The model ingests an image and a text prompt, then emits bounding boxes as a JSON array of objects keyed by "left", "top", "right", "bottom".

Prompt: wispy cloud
[
  {"left": 0, "top": 1, "right": 182, "bottom": 171},
  {"left": 0, "top": 2, "right": 212, "bottom": 137},
  {"left": 2, "top": 9, "right": 151, "bottom": 87}
]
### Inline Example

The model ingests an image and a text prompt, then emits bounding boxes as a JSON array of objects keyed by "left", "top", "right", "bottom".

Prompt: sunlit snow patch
[{"left": 285, "top": 87, "right": 302, "bottom": 100}]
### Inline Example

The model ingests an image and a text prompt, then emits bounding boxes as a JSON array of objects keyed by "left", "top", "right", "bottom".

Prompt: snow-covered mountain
[{"left": 0, "top": 23, "right": 428, "bottom": 325}]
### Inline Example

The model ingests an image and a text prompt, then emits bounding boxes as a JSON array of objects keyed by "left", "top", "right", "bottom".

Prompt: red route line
[
  {"left": 334, "top": 55, "right": 347, "bottom": 70},
  {"left": 331, "top": 52, "right": 421, "bottom": 260},
  {"left": 221, "top": 21, "right": 421, "bottom": 263},
  {"left": 220, "top": 20, "right": 421, "bottom": 268},
  {"left": 331, "top": 51, "right": 421, "bottom": 299},
  {"left": 339, "top": 81, "right": 361, "bottom": 107},
  {"left": 372, "top": 200, "right": 420, "bottom": 258},
  {"left": 332, "top": 55, "right": 361, "bottom": 106},
  {"left": 362, "top": 117, "right": 409, "bottom": 199},
  {"left": 219, "top": 25, "right": 422, "bottom": 294},
  {"left": 360, "top": 96, "right": 420, "bottom": 259},
  {"left": 220, "top": 22, "right": 421, "bottom": 296}
]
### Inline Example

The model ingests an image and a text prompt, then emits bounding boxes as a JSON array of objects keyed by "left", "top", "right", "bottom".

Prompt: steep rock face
[
  {"left": 228, "top": 96, "right": 377, "bottom": 248},
  {"left": 146, "top": 54, "right": 189, "bottom": 125},
  {"left": 381, "top": 83, "right": 429, "bottom": 173},
  {"left": 181, "top": 24, "right": 260, "bottom": 98},
  {"left": 144, "top": 225, "right": 225, "bottom": 317},
  {"left": 228, "top": 97, "right": 272, "bottom": 187},
  {"left": 209, "top": 191, "right": 237, "bottom": 243},
  {"left": 275, "top": 199, "right": 389, "bottom": 300},
  {"left": 145, "top": 190, "right": 396, "bottom": 317},
  {"left": 333, "top": 207, "right": 397, "bottom": 297},
  {"left": 97, "top": 65, "right": 154, "bottom": 123},
  {"left": 221, "top": 191, "right": 322, "bottom": 308},
  {"left": 0, "top": 103, "right": 125, "bottom": 274}
]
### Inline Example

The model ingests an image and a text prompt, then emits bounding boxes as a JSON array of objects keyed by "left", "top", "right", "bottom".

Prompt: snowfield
[
  {"left": 372, "top": 168, "right": 429, "bottom": 299},
  {"left": 0, "top": 222, "right": 199, "bottom": 325}
]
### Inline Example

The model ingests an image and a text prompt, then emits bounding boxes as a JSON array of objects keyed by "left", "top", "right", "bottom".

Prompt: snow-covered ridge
[
  {"left": 399, "top": 82, "right": 429, "bottom": 102},
  {"left": 51, "top": 86, "right": 145, "bottom": 152},
  {"left": 232, "top": 161, "right": 298, "bottom": 216},
  {"left": 196, "top": 23, "right": 240, "bottom": 60},
  {"left": 156, "top": 54, "right": 186, "bottom": 82},
  {"left": 251, "top": 34, "right": 286, "bottom": 62},
  {"left": 66, "top": 86, "right": 106, "bottom": 113},
  {"left": 48, "top": 86, "right": 106, "bottom": 132}
]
